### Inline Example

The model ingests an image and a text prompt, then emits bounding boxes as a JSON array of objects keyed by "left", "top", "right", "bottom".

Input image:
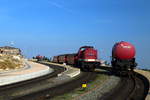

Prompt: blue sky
[{"left": 0, "top": 0, "right": 149, "bottom": 69}]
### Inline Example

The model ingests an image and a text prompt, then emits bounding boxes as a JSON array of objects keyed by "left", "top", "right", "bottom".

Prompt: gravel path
[{"left": 75, "top": 75, "right": 120, "bottom": 100}]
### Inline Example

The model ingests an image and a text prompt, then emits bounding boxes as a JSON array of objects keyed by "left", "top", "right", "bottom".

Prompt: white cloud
[
  {"left": 48, "top": 0, "right": 73, "bottom": 14},
  {"left": 49, "top": 1, "right": 63, "bottom": 8}
]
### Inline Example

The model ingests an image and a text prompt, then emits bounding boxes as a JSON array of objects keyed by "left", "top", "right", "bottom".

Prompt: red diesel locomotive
[
  {"left": 52, "top": 46, "right": 100, "bottom": 71},
  {"left": 111, "top": 41, "right": 137, "bottom": 73}
]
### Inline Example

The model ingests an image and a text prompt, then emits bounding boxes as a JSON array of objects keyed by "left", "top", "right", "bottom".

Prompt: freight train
[
  {"left": 111, "top": 41, "right": 137, "bottom": 74},
  {"left": 35, "top": 41, "right": 137, "bottom": 74},
  {"left": 52, "top": 46, "right": 100, "bottom": 71},
  {"left": 36, "top": 55, "right": 44, "bottom": 61}
]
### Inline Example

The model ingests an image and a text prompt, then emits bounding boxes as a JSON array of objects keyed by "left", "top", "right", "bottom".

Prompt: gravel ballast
[
  {"left": 51, "top": 69, "right": 120, "bottom": 100},
  {"left": 76, "top": 76, "right": 120, "bottom": 100}
]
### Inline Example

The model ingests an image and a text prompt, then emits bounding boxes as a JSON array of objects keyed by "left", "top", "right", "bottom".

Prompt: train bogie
[{"left": 79, "top": 61, "right": 100, "bottom": 72}]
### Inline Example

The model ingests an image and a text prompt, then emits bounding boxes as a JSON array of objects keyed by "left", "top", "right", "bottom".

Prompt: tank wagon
[
  {"left": 52, "top": 46, "right": 100, "bottom": 71},
  {"left": 111, "top": 41, "right": 137, "bottom": 74}
]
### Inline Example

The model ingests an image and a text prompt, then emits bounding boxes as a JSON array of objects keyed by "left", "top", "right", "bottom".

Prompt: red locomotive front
[
  {"left": 77, "top": 46, "right": 98, "bottom": 62},
  {"left": 77, "top": 46, "right": 100, "bottom": 71}
]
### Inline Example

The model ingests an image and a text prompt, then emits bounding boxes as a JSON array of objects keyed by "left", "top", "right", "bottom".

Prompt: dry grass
[
  {"left": 135, "top": 69, "right": 150, "bottom": 83},
  {"left": 0, "top": 55, "right": 23, "bottom": 70}
]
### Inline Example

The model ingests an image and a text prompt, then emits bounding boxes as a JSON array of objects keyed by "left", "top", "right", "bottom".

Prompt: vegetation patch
[{"left": 0, "top": 55, "right": 24, "bottom": 70}]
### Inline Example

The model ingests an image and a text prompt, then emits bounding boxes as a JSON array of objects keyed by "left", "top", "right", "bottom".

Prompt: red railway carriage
[
  {"left": 66, "top": 54, "right": 77, "bottom": 65},
  {"left": 58, "top": 55, "right": 67, "bottom": 63},
  {"left": 53, "top": 46, "right": 100, "bottom": 71},
  {"left": 53, "top": 56, "right": 59, "bottom": 63},
  {"left": 111, "top": 41, "right": 137, "bottom": 73},
  {"left": 36, "top": 55, "right": 43, "bottom": 61}
]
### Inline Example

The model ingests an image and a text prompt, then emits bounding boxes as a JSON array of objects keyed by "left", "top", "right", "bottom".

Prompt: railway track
[
  {"left": 0, "top": 62, "right": 65, "bottom": 100},
  {"left": 14, "top": 68, "right": 97, "bottom": 100},
  {"left": 127, "top": 73, "right": 149, "bottom": 100},
  {"left": 1, "top": 62, "right": 148, "bottom": 100},
  {"left": 100, "top": 71, "right": 149, "bottom": 100},
  {"left": 0, "top": 61, "right": 97, "bottom": 100}
]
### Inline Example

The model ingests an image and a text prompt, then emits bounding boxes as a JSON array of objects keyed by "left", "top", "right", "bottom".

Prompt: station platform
[
  {"left": 42, "top": 62, "right": 81, "bottom": 78},
  {"left": 0, "top": 61, "right": 53, "bottom": 86}
]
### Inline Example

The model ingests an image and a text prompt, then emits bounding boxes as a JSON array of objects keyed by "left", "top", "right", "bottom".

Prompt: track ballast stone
[{"left": 77, "top": 76, "right": 120, "bottom": 100}]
